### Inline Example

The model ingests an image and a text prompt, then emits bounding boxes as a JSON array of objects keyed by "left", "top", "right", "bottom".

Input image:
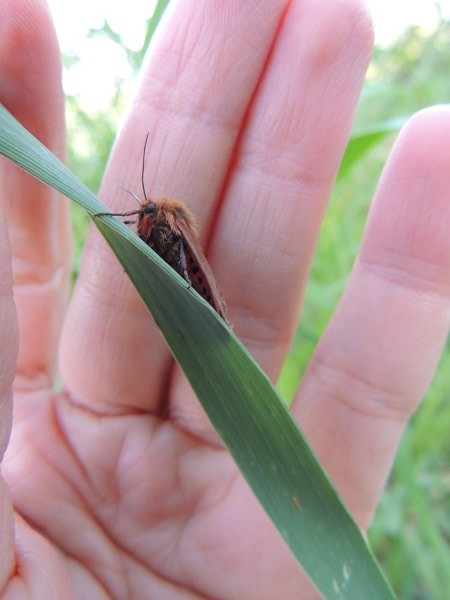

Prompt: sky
[{"left": 46, "top": 0, "right": 449, "bottom": 111}]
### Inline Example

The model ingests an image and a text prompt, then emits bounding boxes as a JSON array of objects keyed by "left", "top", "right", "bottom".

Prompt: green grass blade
[
  {"left": 338, "top": 118, "right": 406, "bottom": 179},
  {"left": 0, "top": 104, "right": 396, "bottom": 599},
  {"left": 146, "top": 0, "right": 171, "bottom": 42}
]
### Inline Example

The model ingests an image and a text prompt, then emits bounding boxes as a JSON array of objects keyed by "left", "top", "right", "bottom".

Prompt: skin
[{"left": 1, "top": 0, "right": 450, "bottom": 598}]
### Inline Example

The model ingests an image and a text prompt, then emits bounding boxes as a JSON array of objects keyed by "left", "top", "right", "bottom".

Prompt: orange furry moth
[{"left": 96, "top": 135, "right": 227, "bottom": 320}]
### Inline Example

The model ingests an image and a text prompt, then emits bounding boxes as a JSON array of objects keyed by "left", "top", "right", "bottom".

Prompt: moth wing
[{"left": 176, "top": 217, "right": 227, "bottom": 320}]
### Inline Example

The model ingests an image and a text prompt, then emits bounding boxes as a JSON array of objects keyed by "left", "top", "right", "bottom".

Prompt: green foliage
[
  {"left": 88, "top": 0, "right": 170, "bottom": 72},
  {"left": 361, "top": 22, "right": 450, "bottom": 126}
]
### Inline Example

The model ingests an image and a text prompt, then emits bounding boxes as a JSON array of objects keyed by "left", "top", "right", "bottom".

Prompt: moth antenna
[
  {"left": 142, "top": 132, "right": 150, "bottom": 202},
  {"left": 120, "top": 186, "right": 141, "bottom": 205}
]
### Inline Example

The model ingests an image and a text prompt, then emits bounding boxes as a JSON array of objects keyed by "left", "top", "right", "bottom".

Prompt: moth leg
[
  {"left": 93, "top": 212, "right": 138, "bottom": 225},
  {"left": 175, "top": 237, "right": 192, "bottom": 286}
]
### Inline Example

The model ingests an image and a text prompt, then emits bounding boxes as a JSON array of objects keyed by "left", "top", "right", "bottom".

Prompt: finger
[
  {"left": 0, "top": 0, "right": 70, "bottom": 392},
  {"left": 295, "top": 106, "right": 450, "bottom": 526},
  {"left": 170, "top": 0, "right": 373, "bottom": 434},
  {"left": 211, "top": 0, "right": 373, "bottom": 376},
  {"left": 0, "top": 201, "right": 18, "bottom": 590},
  {"left": 59, "top": 0, "right": 296, "bottom": 412}
]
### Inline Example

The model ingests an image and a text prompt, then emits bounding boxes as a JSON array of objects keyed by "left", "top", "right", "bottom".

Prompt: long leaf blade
[{"left": 0, "top": 104, "right": 396, "bottom": 599}]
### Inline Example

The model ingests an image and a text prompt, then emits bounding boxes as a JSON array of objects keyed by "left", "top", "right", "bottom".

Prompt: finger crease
[{"left": 309, "top": 354, "right": 411, "bottom": 422}]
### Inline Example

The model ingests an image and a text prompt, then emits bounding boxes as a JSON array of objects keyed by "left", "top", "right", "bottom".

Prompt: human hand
[{"left": 2, "top": 1, "right": 450, "bottom": 598}]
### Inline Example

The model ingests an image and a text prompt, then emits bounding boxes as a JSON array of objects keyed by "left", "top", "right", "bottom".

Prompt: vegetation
[{"left": 64, "top": 14, "right": 450, "bottom": 600}]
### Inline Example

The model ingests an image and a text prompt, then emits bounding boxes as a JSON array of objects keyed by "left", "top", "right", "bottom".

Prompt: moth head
[
  {"left": 134, "top": 199, "right": 158, "bottom": 243},
  {"left": 142, "top": 201, "right": 157, "bottom": 217}
]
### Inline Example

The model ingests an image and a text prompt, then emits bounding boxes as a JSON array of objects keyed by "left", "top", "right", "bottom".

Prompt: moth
[{"left": 96, "top": 136, "right": 227, "bottom": 321}]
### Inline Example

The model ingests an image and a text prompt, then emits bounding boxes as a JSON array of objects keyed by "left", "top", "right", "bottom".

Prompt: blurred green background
[{"left": 62, "top": 10, "right": 450, "bottom": 600}]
